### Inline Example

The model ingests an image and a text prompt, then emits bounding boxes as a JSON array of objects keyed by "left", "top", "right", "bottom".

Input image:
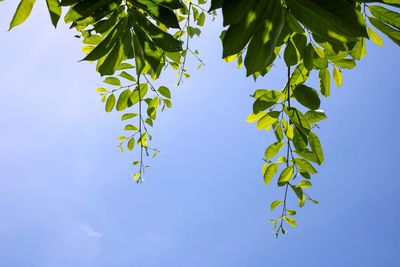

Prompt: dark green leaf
[
  {"left": 293, "top": 84, "right": 321, "bottom": 110},
  {"left": 46, "top": 0, "right": 61, "bottom": 28}
]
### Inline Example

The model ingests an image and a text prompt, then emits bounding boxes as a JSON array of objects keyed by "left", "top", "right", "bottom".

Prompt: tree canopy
[{"left": 6, "top": 0, "right": 400, "bottom": 237}]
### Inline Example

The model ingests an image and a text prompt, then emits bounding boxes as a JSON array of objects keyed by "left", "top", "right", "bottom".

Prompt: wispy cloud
[{"left": 81, "top": 224, "right": 103, "bottom": 238}]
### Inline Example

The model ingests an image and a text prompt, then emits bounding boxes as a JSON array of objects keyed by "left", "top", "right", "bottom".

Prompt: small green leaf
[
  {"left": 270, "top": 200, "right": 282, "bottom": 211},
  {"left": 265, "top": 142, "right": 285, "bottom": 160},
  {"left": 283, "top": 216, "right": 297, "bottom": 227},
  {"left": 124, "top": 124, "right": 138, "bottom": 131},
  {"left": 309, "top": 132, "right": 324, "bottom": 164},
  {"left": 303, "top": 43, "right": 314, "bottom": 71},
  {"left": 96, "top": 87, "right": 108, "bottom": 93},
  {"left": 291, "top": 184, "right": 304, "bottom": 200},
  {"left": 127, "top": 138, "right": 135, "bottom": 151},
  {"left": 283, "top": 107, "right": 310, "bottom": 135},
  {"left": 133, "top": 172, "right": 141, "bottom": 182},
  {"left": 120, "top": 71, "right": 137, "bottom": 82},
  {"left": 158, "top": 86, "right": 171, "bottom": 99},
  {"left": 121, "top": 113, "right": 138, "bottom": 121},
  {"left": 278, "top": 166, "right": 294, "bottom": 186},
  {"left": 293, "top": 158, "right": 317, "bottom": 174},
  {"left": 264, "top": 163, "right": 279, "bottom": 185},
  {"left": 9, "top": 0, "right": 36, "bottom": 30},
  {"left": 333, "top": 66, "right": 343, "bottom": 87},
  {"left": 46, "top": 0, "right": 61, "bottom": 28},
  {"left": 118, "top": 135, "right": 126, "bottom": 142},
  {"left": 104, "top": 77, "right": 121, "bottom": 86},
  {"left": 298, "top": 180, "right": 312, "bottom": 188},
  {"left": 116, "top": 89, "right": 131, "bottom": 111},
  {"left": 304, "top": 110, "right": 327, "bottom": 124},
  {"left": 287, "top": 209, "right": 296, "bottom": 215},
  {"left": 319, "top": 69, "right": 330, "bottom": 97},
  {"left": 367, "top": 26, "right": 384, "bottom": 46},
  {"left": 247, "top": 112, "right": 266, "bottom": 123},
  {"left": 257, "top": 111, "right": 280, "bottom": 130},
  {"left": 293, "top": 84, "right": 321, "bottom": 110},
  {"left": 105, "top": 94, "right": 116, "bottom": 113}
]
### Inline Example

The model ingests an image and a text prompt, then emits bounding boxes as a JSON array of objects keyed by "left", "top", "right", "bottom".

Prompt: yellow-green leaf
[{"left": 9, "top": 0, "right": 36, "bottom": 30}]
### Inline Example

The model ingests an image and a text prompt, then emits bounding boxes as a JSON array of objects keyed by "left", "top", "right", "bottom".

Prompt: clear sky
[{"left": 1, "top": 2, "right": 399, "bottom": 267}]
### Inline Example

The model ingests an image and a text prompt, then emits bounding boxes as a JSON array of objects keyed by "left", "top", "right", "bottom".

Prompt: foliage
[{"left": 6, "top": 0, "right": 400, "bottom": 237}]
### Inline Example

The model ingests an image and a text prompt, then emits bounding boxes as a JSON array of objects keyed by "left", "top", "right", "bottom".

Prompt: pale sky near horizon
[{"left": 1, "top": 2, "right": 400, "bottom": 267}]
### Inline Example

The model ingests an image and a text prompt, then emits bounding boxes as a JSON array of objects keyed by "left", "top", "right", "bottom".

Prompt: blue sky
[{"left": 1, "top": 2, "right": 400, "bottom": 267}]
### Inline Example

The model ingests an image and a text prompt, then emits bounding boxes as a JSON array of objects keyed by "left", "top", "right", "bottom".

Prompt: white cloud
[{"left": 81, "top": 224, "right": 103, "bottom": 238}]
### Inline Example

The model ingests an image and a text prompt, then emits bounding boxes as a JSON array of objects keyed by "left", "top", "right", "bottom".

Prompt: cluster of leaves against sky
[{"left": 6, "top": 0, "right": 400, "bottom": 237}]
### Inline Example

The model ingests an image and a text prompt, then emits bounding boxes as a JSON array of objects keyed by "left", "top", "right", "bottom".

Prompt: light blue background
[{"left": 1, "top": 2, "right": 399, "bottom": 266}]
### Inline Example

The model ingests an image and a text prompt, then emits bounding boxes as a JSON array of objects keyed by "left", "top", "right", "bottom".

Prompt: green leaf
[
  {"left": 253, "top": 99, "right": 275, "bottom": 114},
  {"left": 278, "top": 166, "right": 294, "bottom": 186},
  {"left": 265, "top": 142, "right": 285, "bottom": 160},
  {"left": 298, "top": 180, "right": 312, "bottom": 189},
  {"left": 292, "top": 127, "right": 308, "bottom": 152},
  {"left": 9, "top": 0, "right": 36, "bottom": 30},
  {"left": 121, "top": 113, "right": 138, "bottom": 121},
  {"left": 116, "top": 89, "right": 131, "bottom": 111},
  {"left": 104, "top": 77, "right": 121, "bottom": 86},
  {"left": 138, "top": 133, "right": 148, "bottom": 147},
  {"left": 284, "top": 33, "right": 307, "bottom": 66},
  {"left": 96, "top": 87, "right": 108, "bottom": 93},
  {"left": 293, "top": 158, "right": 317, "bottom": 174},
  {"left": 129, "top": 84, "right": 148, "bottom": 106},
  {"left": 127, "top": 138, "right": 135, "bottom": 151},
  {"left": 270, "top": 200, "right": 282, "bottom": 211},
  {"left": 222, "top": 1, "right": 267, "bottom": 58},
  {"left": 257, "top": 111, "right": 280, "bottom": 130},
  {"left": 369, "top": 17, "right": 400, "bottom": 46},
  {"left": 273, "top": 122, "right": 284, "bottom": 142},
  {"left": 369, "top": 5, "right": 400, "bottom": 30},
  {"left": 291, "top": 184, "right": 304, "bottom": 200},
  {"left": 120, "top": 71, "right": 137, "bottom": 82},
  {"left": 303, "top": 43, "right": 314, "bottom": 71},
  {"left": 290, "top": 64, "right": 309, "bottom": 86},
  {"left": 46, "top": 0, "right": 61, "bottom": 28},
  {"left": 244, "top": 0, "right": 285, "bottom": 75},
  {"left": 305, "top": 110, "right": 327, "bottom": 123},
  {"left": 124, "top": 124, "right": 138, "bottom": 131},
  {"left": 295, "top": 149, "right": 321, "bottom": 165},
  {"left": 287, "top": 0, "right": 367, "bottom": 44},
  {"left": 333, "top": 66, "right": 343, "bottom": 87},
  {"left": 105, "top": 94, "right": 116, "bottom": 112},
  {"left": 309, "top": 132, "right": 324, "bottom": 164},
  {"left": 287, "top": 209, "right": 296, "bottom": 215},
  {"left": 367, "top": 26, "right": 384, "bottom": 46},
  {"left": 158, "top": 86, "right": 171, "bottom": 99},
  {"left": 293, "top": 84, "right": 321, "bottom": 110},
  {"left": 264, "top": 163, "right": 279, "bottom": 185},
  {"left": 247, "top": 112, "right": 266, "bottom": 123},
  {"left": 283, "top": 107, "right": 311, "bottom": 135},
  {"left": 283, "top": 216, "right": 297, "bottom": 227},
  {"left": 319, "top": 68, "right": 331, "bottom": 97}
]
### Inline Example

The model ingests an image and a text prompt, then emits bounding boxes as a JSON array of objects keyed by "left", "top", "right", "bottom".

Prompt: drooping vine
[{"left": 6, "top": 0, "right": 400, "bottom": 236}]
